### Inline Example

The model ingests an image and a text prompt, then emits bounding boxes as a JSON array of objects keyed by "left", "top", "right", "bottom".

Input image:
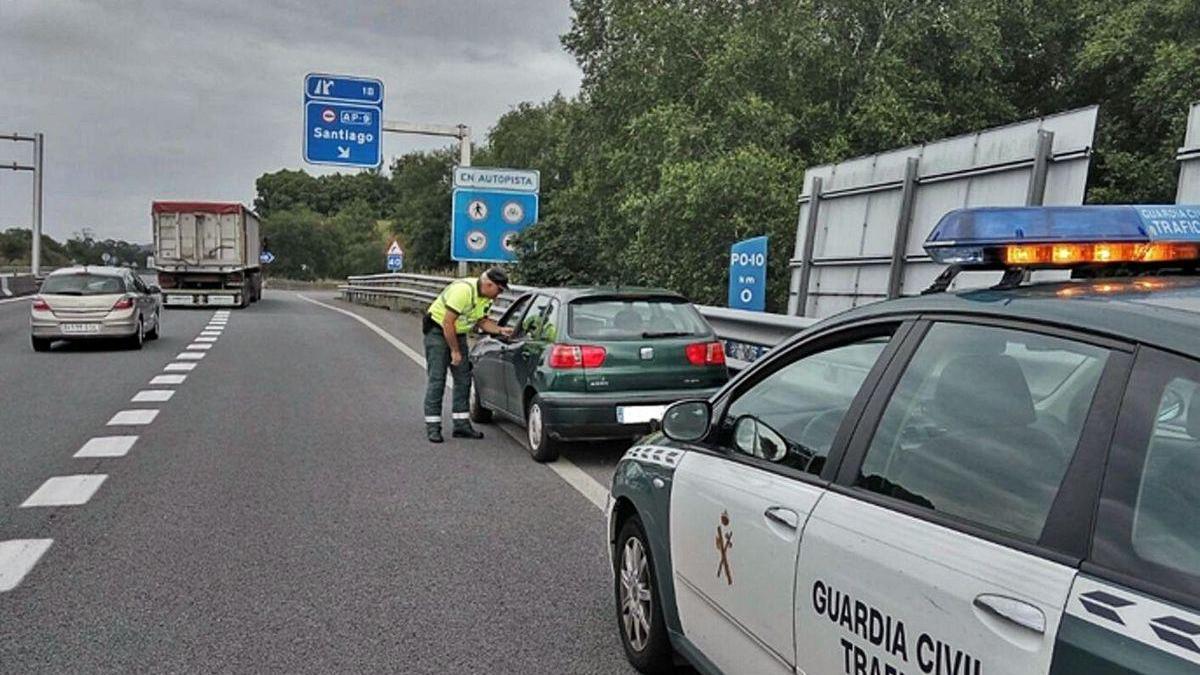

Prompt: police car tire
[
  {"left": 615, "top": 516, "right": 672, "bottom": 674},
  {"left": 469, "top": 381, "right": 492, "bottom": 423}
]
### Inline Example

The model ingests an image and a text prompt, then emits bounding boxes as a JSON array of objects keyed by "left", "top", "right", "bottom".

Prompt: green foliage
[
  {"left": 251, "top": 0, "right": 1198, "bottom": 304},
  {"left": 0, "top": 228, "right": 144, "bottom": 269}
]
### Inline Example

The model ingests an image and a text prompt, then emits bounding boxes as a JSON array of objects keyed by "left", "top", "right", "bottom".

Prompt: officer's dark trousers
[{"left": 423, "top": 329, "right": 471, "bottom": 429}]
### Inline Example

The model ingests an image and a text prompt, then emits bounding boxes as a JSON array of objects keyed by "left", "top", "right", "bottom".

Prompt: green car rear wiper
[{"left": 641, "top": 331, "right": 692, "bottom": 338}]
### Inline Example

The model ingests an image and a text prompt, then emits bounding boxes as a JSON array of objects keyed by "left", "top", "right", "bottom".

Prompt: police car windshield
[{"left": 568, "top": 298, "right": 708, "bottom": 340}]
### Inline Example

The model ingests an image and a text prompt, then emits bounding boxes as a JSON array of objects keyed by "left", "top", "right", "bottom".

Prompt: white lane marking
[
  {"left": 21, "top": 475, "right": 108, "bottom": 507},
  {"left": 195, "top": 337, "right": 218, "bottom": 343},
  {"left": 132, "top": 390, "right": 174, "bottom": 402},
  {"left": 0, "top": 296, "right": 33, "bottom": 306},
  {"left": 206, "top": 324, "right": 226, "bottom": 328},
  {"left": 164, "top": 362, "right": 197, "bottom": 372},
  {"left": 201, "top": 329, "right": 223, "bottom": 335},
  {"left": 107, "top": 409, "right": 159, "bottom": 426},
  {"left": 297, "top": 293, "right": 610, "bottom": 512},
  {"left": 0, "top": 539, "right": 54, "bottom": 592},
  {"left": 75, "top": 435, "right": 138, "bottom": 458},
  {"left": 176, "top": 352, "right": 205, "bottom": 360},
  {"left": 151, "top": 374, "right": 187, "bottom": 385},
  {"left": 186, "top": 343, "right": 213, "bottom": 351}
]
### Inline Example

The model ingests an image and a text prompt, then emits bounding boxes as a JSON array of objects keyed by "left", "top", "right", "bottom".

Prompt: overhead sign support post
[
  {"left": 382, "top": 120, "right": 473, "bottom": 275},
  {"left": 1178, "top": 101, "right": 1200, "bottom": 204},
  {"left": 0, "top": 132, "right": 43, "bottom": 276}
]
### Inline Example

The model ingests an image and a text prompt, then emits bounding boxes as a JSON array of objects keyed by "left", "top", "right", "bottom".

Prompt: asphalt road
[{"left": 0, "top": 292, "right": 636, "bottom": 673}]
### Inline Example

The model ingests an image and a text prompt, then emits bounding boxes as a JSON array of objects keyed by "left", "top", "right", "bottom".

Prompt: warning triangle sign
[{"left": 387, "top": 240, "right": 403, "bottom": 256}]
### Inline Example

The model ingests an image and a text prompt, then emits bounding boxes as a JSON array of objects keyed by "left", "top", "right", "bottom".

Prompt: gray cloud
[{"left": 0, "top": 0, "right": 580, "bottom": 242}]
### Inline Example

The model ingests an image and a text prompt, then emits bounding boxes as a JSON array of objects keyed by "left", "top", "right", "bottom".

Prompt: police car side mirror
[{"left": 661, "top": 400, "right": 711, "bottom": 443}]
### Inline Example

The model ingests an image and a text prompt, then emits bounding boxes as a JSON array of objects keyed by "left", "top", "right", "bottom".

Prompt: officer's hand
[
  {"left": 451, "top": 351, "right": 464, "bottom": 367},
  {"left": 498, "top": 326, "right": 515, "bottom": 337}
]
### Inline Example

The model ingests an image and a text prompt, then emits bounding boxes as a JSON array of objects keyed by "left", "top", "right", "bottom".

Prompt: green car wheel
[{"left": 525, "top": 396, "right": 560, "bottom": 463}]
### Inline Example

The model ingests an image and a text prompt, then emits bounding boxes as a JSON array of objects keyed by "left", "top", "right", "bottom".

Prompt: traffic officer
[{"left": 423, "top": 267, "right": 513, "bottom": 443}]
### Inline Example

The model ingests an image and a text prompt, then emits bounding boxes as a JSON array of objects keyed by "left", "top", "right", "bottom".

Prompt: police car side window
[
  {"left": 1093, "top": 351, "right": 1200, "bottom": 599},
  {"left": 855, "top": 323, "right": 1109, "bottom": 541},
  {"left": 725, "top": 336, "right": 891, "bottom": 475}
]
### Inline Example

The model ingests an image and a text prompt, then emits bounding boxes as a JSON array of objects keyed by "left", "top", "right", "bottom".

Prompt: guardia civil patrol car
[{"left": 608, "top": 205, "right": 1200, "bottom": 675}]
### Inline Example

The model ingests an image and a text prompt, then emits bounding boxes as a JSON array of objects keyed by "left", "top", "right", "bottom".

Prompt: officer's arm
[
  {"left": 441, "top": 310, "right": 462, "bottom": 359},
  {"left": 477, "top": 317, "right": 510, "bottom": 336}
]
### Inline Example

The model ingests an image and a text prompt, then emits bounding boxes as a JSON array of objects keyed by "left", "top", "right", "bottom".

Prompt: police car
[{"left": 607, "top": 205, "right": 1200, "bottom": 675}]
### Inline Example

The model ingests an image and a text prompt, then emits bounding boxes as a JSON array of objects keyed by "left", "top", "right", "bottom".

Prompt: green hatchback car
[{"left": 468, "top": 288, "right": 729, "bottom": 461}]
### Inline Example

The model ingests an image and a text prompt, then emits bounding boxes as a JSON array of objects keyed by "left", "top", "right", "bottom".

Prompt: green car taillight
[
  {"left": 549, "top": 344, "right": 607, "bottom": 369},
  {"left": 685, "top": 341, "right": 725, "bottom": 366}
]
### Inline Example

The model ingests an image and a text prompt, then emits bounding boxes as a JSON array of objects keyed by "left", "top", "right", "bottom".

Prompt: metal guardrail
[
  {"left": 341, "top": 273, "right": 817, "bottom": 370},
  {"left": 0, "top": 273, "right": 38, "bottom": 298}
]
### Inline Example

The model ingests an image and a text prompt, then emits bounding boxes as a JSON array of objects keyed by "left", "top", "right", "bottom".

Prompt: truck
[{"left": 151, "top": 201, "right": 263, "bottom": 308}]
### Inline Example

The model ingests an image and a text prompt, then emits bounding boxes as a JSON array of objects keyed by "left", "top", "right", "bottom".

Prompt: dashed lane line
[
  {"left": 74, "top": 436, "right": 138, "bottom": 458},
  {"left": 194, "top": 337, "right": 218, "bottom": 343},
  {"left": 186, "top": 343, "right": 213, "bottom": 351},
  {"left": 296, "top": 293, "right": 608, "bottom": 512},
  {"left": 164, "top": 363, "right": 197, "bottom": 372},
  {"left": 107, "top": 409, "right": 159, "bottom": 426},
  {"left": 0, "top": 539, "right": 54, "bottom": 591},
  {"left": 151, "top": 374, "right": 187, "bottom": 385},
  {"left": 132, "top": 390, "right": 174, "bottom": 402},
  {"left": 20, "top": 475, "right": 108, "bottom": 508},
  {"left": 176, "top": 352, "right": 205, "bottom": 361}
]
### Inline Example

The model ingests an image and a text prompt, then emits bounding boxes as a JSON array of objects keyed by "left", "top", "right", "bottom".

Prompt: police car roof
[{"left": 833, "top": 275, "right": 1200, "bottom": 355}]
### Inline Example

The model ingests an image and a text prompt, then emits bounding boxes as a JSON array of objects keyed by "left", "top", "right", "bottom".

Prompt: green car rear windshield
[
  {"left": 568, "top": 297, "right": 709, "bottom": 340},
  {"left": 41, "top": 274, "right": 127, "bottom": 295}
]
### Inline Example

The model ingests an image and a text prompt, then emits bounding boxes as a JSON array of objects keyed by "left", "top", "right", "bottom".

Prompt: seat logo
[
  {"left": 715, "top": 510, "right": 734, "bottom": 585},
  {"left": 640, "top": 346, "right": 654, "bottom": 360}
]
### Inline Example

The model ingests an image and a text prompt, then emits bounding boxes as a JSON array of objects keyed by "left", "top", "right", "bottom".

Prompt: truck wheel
[
  {"left": 31, "top": 336, "right": 51, "bottom": 352},
  {"left": 526, "top": 396, "right": 560, "bottom": 463}
]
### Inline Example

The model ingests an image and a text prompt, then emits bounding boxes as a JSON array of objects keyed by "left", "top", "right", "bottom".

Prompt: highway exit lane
[{"left": 0, "top": 292, "right": 633, "bottom": 674}]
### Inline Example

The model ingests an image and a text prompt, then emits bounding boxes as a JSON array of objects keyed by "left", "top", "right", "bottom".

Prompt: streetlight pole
[
  {"left": 381, "top": 121, "right": 472, "bottom": 277},
  {"left": 1, "top": 132, "right": 44, "bottom": 275}
]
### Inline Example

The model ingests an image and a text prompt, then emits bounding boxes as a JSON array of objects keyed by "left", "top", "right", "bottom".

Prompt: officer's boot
[
  {"left": 426, "top": 423, "right": 444, "bottom": 443},
  {"left": 452, "top": 421, "right": 484, "bottom": 439}
]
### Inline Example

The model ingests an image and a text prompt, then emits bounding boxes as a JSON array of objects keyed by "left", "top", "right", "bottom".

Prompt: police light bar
[{"left": 924, "top": 205, "right": 1200, "bottom": 269}]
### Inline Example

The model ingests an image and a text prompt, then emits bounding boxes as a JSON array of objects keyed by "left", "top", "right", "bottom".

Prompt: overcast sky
[{"left": 0, "top": 0, "right": 580, "bottom": 243}]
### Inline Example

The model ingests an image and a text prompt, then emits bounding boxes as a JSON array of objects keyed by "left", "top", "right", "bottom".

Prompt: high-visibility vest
[{"left": 427, "top": 277, "right": 492, "bottom": 334}]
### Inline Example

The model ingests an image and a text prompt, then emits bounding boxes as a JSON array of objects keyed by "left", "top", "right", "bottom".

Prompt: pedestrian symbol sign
[{"left": 451, "top": 167, "right": 540, "bottom": 263}]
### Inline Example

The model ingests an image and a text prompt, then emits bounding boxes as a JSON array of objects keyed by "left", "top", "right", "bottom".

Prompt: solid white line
[
  {"left": 186, "top": 343, "right": 213, "bottom": 351},
  {"left": 75, "top": 435, "right": 138, "bottom": 458},
  {"left": 0, "top": 539, "right": 54, "bottom": 592},
  {"left": 21, "top": 475, "right": 108, "bottom": 507},
  {"left": 194, "top": 336, "right": 218, "bottom": 343},
  {"left": 297, "top": 293, "right": 609, "bottom": 512},
  {"left": 132, "top": 390, "right": 174, "bottom": 402},
  {"left": 151, "top": 374, "right": 187, "bottom": 385},
  {"left": 0, "top": 296, "right": 32, "bottom": 306},
  {"left": 164, "top": 362, "right": 197, "bottom": 372},
  {"left": 108, "top": 409, "right": 159, "bottom": 426},
  {"left": 176, "top": 352, "right": 205, "bottom": 360}
]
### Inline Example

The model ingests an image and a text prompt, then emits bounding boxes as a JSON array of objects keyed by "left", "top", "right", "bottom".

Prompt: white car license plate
[
  {"left": 617, "top": 405, "right": 668, "bottom": 424},
  {"left": 61, "top": 323, "right": 100, "bottom": 335},
  {"left": 166, "top": 294, "right": 194, "bottom": 305},
  {"left": 207, "top": 295, "right": 237, "bottom": 306}
]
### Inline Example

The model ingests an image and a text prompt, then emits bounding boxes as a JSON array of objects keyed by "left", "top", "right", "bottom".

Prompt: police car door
[
  {"left": 793, "top": 320, "right": 1129, "bottom": 675},
  {"left": 669, "top": 322, "right": 904, "bottom": 675},
  {"left": 1056, "top": 347, "right": 1200, "bottom": 673}
]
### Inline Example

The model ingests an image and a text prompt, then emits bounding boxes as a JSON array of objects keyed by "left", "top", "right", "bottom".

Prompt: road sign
[
  {"left": 453, "top": 167, "right": 539, "bottom": 193},
  {"left": 451, "top": 189, "right": 538, "bottom": 263},
  {"left": 729, "top": 236, "right": 768, "bottom": 311},
  {"left": 259, "top": 251, "right": 276, "bottom": 265},
  {"left": 303, "top": 73, "right": 383, "bottom": 168},
  {"left": 386, "top": 240, "right": 403, "bottom": 271}
]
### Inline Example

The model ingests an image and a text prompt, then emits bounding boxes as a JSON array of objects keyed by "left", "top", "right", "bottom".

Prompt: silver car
[{"left": 30, "top": 267, "right": 162, "bottom": 351}]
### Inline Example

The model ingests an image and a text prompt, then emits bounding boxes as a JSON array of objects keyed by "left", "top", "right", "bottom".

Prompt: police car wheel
[
  {"left": 526, "top": 397, "right": 559, "bottom": 463},
  {"left": 615, "top": 515, "right": 672, "bottom": 673},
  {"left": 469, "top": 381, "right": 492, "bottom": 423}
]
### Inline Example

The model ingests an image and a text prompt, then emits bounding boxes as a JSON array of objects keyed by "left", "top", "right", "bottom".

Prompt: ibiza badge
[{"left": 715, "top": 510, "right": 734, "bottom": 585}]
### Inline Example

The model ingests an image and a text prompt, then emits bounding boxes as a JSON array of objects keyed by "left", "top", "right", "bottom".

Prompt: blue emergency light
[{"left": 924, "top": 205, "right": 1200, "bottom": 268}]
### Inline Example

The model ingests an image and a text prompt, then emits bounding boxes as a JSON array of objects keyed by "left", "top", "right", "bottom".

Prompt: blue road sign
[
  {"left": 451, "top": 189, "right": 539, "bottom": 263},
  {"left": 728, "top": 236, "right": 768, "bottom": 311},
  {"left": 259, "top": 251, "right": 275, "bottom": 265},
  {"left": 303, "top": 73, "right": 383, "bottom": 168},
  {"left": 387, "top": 254, "right": 403, "bottom": 271}
]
